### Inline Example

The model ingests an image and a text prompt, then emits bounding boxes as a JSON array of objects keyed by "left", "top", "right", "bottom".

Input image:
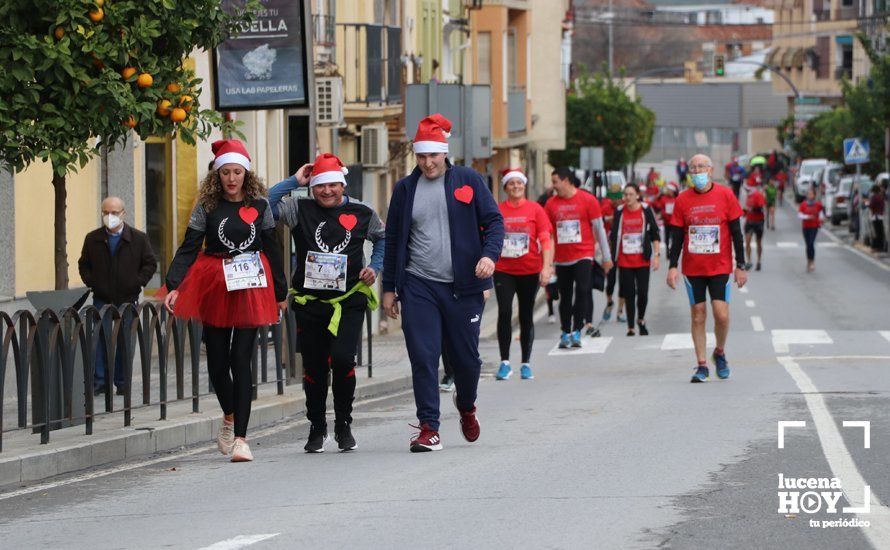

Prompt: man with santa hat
[
  {"left": 382, "top": 113, "right": 504, "bottom": 453},
  {"left": 269, "top": 153, "right": 386, "bottom": 454}
]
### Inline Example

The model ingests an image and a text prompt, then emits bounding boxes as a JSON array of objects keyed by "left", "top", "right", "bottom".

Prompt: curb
[{"left": 0, "top": 373, "right": 414, "bottom": 489}]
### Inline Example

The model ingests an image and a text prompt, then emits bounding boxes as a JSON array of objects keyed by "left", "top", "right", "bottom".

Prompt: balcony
[
  {"left": 835, "top": 65, "right": 853, "bottom": 80},
  {"left": 508, "top": 85, "right": 527, "bottom": 134},
  {"left": 313, "top": 14, "right": 336, "bottom": 65},
  {"left": 337, "top": 24, "right": 402, "bottom": 109}
]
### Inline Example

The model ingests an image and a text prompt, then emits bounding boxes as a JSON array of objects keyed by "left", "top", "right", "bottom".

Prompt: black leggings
[
  {"left": 556, "top": 260, "right": 592, "bottom": 333},
  {"left": 203, "top": 325, "right": 258, "bottom": 438},
  {"left": 605, "top": 263, "right": 618, "bottom": 300},
  {"left": 494, "top": 272, "right": 539, "bottom": 363},
  {"left": 619, "top": 266, "right": 650, "bottom": 329},
  {"left": 803, "top": 227, "right": 818, "bottom": 261},
  {"left": 293, "top": 293, "right": 366, "bottom": 427}
]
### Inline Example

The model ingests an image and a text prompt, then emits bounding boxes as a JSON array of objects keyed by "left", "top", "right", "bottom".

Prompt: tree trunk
[{"left": 52, "top": 170, "right": 69, "bottom": 290}]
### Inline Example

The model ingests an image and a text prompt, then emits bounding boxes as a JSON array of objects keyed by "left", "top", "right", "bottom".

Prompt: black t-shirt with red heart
[{"left": 197, "top": 198, "right": 273, "bottom": 255}]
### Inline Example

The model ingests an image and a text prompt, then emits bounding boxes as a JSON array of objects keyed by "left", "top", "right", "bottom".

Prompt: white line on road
[
  {"left": 776, "top": 241, "right": 800, "bottom": 248},
  {"left": 0, "top": 389, "right": 415, "bottom": 501},
  {"left": 787, "top": 355, "right": 890, "bottom": 361},
  {"left": 661, "top": 332, "right": 715, "bottom": 350},
  {"left": 820, "top": 224, "right": 890, "bottom": 273},
  {"left": 816, "top": 242, "right": 840, "bottom": 248},
  {"left": 548, "top": 336, "right": 613, "bottom": 356},
  {"left": 880, "top": 331, "right": 890, "bottom": 343},
  {"left": 198, "top": 534, "right": 280, "bottom": 550},
  {"left": 750, "top": 316, "right": 765, "bottom": 332},
  {"left": 771, "top": 329, "right": 833, "bottom": 353},
  {"left": 745, "top": 300, "right": 755, "bottom": 308},
  {"left": 777, "top": 356, "right": 890, "bottom": 547}
]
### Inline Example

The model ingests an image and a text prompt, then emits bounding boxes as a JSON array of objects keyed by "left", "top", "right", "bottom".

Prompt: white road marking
[
  {"left": 820, "top": 224, "right": 890, "bottom": 272},
  {"left": 776, "top": 241, "right": 799, "bottom": 248},
  {"left": 198, "top": 534, "right": 280, "bottom": 550},
  {"left": 778, "top": 356, "right": 890, "bottom": 546},
  {"left": 771, "top": 329, "right": 832, "bottom": 353},
  {"left": 548, "top": 336, "right": 613, "bottom": 356},
  {"left": 880, "top": 331, "right": 890, "bottom": 343},
  {"left": 0, "top": 389, "right": 415, "bottom": 501},
  {"left": 661, "top": 332, "right": 715, "bottom": 350},
  {"left": 816, "top": 242, "right": 839, "bottom": 248},
  {"left": 745, "top": 300, "right": 755, "bottom": 308},
  {"left": 739, "top": 286, "right": 749, "bottom": 294},
  {"left": 789, "top": 355, "right": 890, "bottom": 361},
  {"left": 750, "top": 316, "right": 765, "bottom": 332}
]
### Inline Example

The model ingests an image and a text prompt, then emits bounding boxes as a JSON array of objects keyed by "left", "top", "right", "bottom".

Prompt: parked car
[
  {"left": 827, "top": 176, "right": 854, "bottom": 225},
  {"left": 794, "top": 158, "right": 829, "bottom": 203},
  {"left": 814, "top": 162, "right": 843, "bottom": 200}
]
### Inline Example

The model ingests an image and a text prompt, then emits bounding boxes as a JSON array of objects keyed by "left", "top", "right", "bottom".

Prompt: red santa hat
[
  {"left": 211, "top": 139, "right": 251, "bottom": 171},
  {"left": 309, "top": 153, "right": 349, "bottom": 187},
  {"left": 413, "top": 113, "right": 452, "bottom": 154},
  {"left": 666, "top": 182, "right": 679, "bottom": 193},
  {"left": 500, "top": 168, "right": 528, "bottom": 187}
]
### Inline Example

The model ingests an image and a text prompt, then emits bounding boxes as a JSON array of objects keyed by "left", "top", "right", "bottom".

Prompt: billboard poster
[{"left": 213, "top": 0, "right": 308, "bottom": 111}]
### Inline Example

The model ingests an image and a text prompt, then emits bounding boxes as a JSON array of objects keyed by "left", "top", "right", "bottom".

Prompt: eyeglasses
[
  {"left": 102, "top": 210, "right": 124, "bottom": 216},
  {"left": 688, "top": 165, "right": 711, "bottom": 173}
]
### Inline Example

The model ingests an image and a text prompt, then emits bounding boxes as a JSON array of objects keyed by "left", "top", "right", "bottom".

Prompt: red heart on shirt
[
  {"left": 338, "top": 213, "right": 357, "bottom": 231},
  {"left": 238, "top": 206, "right": 259, "bottom": 225},
  {"left": 454, "top": 185, "right": 474, "bottom": 204}
]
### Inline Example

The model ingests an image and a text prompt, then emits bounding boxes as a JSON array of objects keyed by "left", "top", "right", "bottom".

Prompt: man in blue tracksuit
[{"left": 382, "top": 113, "right": 504, "bottom": 452}]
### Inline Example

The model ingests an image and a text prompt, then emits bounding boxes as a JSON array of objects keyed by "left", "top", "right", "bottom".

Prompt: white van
[{"left": 794, "top": 159, "right": 828, "bottom": 203}]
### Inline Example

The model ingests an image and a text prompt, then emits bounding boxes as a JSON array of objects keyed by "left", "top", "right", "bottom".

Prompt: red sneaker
[
  {"left": 459, "top": 408, "right": 480, "bottom": 442},
  {"left": 410, "top": 423, "right": 443, "bottom": 452}
]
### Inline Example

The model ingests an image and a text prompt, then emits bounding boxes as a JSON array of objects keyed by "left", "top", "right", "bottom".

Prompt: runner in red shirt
[
  {"left": 743, "top": 185, "right": 767, "bottom": 271},
  {"left": 667, "top": 154, "right": 747, "bottom": 383},
  {"left": 607, "top": 183, "right": 661, "bottom": 336},
  {"left": 600, "top": 185, "right": 626, "bottom": 324},
  {"left": 545, "top": 167, "right": 613, "bottom": 348},
  {"left": 494, "top": 168, "right": 553, "bottom": 381},
  {"left": 798, "top": 187, "right": 824, "bottom": 272}
]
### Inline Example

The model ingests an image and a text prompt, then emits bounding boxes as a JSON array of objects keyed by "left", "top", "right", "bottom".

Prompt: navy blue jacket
[{"left": 382, "top": 164, "right": 504, "bottom": 297}]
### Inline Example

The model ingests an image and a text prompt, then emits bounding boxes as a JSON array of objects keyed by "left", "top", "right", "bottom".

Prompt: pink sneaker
[
  {"left": 217, "top": 420, "right": 235, "bottom": 455},
  {"left": 231, "top": 439, "right": 253, "bottom": 462}
]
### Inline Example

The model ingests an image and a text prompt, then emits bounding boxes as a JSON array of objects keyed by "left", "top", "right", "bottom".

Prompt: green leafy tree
[
  {"left": 842, "top": 34, "right": 889, "bottom": 175},
  {"left": 0, "top": 0, "right": 260, "bottom": 289},
  {"left": 549, "top": 69, "right": 655, "bottom": 171},
  {"left": 796, "top": 108, "right": 856, "bottom": 161}
]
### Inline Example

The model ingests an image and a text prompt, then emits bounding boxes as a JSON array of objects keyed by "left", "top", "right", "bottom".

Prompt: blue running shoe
[
  {"left": 520, "top": 364, "right": 534, "bottom": 380},
  {"left": 690, "top": 366, "right": 710, "bottom": 383},
  {"left": 571, "top": 331, "right": 582, "bottom": 347},
  {"left": 617, "top": 313, "right": 627, "bottom": 323},
  {"left": 558, "top": 333, "right": 571, "bottom": 349},
  {"left": 713, "top": 352, "right": 730, "bottom": 379},
  {"left": 496, "top": 362, "right": 512, "bottom": 380},
  {"left": 602, "top": 302, "right": 613, "bottom": 321}
]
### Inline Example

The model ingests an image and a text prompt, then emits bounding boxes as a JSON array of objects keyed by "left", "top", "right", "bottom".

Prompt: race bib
[
  {"left": 502, "top": 232, "right": 530, "bottom": 258},
  {"left": 304, "top": 252, "right": 348, "bottom": 292},
  {"left": 556, "top": 220, "right": 582, "bottom": 244},
  {"left": 223, "top": 252, "right": 268, "bottom": 292},
  {"left": 622, "top": 233, "right": 643, "bottom": 255},
  {"left": 664, "top": 202, "right": 675, "bottom": 215},
  {"left": 688, "top": 225, "right": 720, "bottom": 254}
]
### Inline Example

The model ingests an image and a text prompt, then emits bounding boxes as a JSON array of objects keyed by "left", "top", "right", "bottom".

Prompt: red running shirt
[
  {"left": 745, "top": 190, "right": 766, "bottom": 223},
  {"left": 670, "top": 183, "right": 743, "bottom": 276},
  {"left": 545, "top": 190, "right": 603, "bottom": 264},
  {"left": 799, "top": 201, "right": 823, "bottom": 229},
  {"left": 657, "top": 195, "right": 677, "bottom": 220},
  {"left": 601, "top": 199, "right": 615, "bottom": 234},
  {"left": 495, "top": 199, "right": 553, "bottom": 275},
  {"left": 617, "top": 207, "right": 649, "bottom": 268}
]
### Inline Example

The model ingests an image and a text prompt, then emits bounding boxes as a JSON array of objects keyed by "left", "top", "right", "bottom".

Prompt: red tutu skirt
[{"left": 174, "top": 252, "right": 279, "bottom": 328}]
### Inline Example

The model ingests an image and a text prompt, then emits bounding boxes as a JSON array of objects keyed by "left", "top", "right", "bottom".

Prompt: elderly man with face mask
[
  {"left": 78, "top": 196, "right": 157, "bottom": 395},
  {"left": 269, "top": 153, "right": 385, "bottom": 454},
  {"left": 382, "top": 113, "right": 504, "bottom": 453}
]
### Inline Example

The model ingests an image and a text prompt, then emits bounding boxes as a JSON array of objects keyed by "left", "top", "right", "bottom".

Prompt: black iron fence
[{"left": 0, "top": 300, "right": 373, "bottom": 452}]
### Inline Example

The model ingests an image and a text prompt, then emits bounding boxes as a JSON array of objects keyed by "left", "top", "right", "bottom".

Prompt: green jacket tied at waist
[{"left": 289, "top": 281, "right": 379, "bottom": 336}]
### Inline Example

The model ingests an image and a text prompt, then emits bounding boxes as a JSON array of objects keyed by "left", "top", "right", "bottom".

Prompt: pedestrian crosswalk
[{"left": 547, "top": 336, "right": 613, "bottom": 356}]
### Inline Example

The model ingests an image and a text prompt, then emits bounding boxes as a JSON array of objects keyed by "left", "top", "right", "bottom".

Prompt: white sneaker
[
  {"left": 547, "top": 314, "right": 556, "bottom": 324},
  {"left": 231, "top": 439, "right": 253, "bottom": 462},
  {"left": 217, "top": 421, "right": 235, "bottom": 455}
]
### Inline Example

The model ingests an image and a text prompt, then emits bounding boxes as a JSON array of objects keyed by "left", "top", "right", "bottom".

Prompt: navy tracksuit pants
[{"left": 401, "top": 273, "right": 484, "bottom": 431}]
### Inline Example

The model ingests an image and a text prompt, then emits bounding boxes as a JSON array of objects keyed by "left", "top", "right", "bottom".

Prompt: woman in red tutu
[{"left": 163, "top": 139, "right": 287, "bottom": 462}]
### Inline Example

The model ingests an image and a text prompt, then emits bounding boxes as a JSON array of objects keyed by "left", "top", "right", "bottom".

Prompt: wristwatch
[{"left": 736, "top": 262, "right": 747, "bottom": 270}]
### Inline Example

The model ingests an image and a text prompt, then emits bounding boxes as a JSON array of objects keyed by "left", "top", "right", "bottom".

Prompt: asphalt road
[{"left": 1, "top": 199, "right": 889, "bottom": 550}]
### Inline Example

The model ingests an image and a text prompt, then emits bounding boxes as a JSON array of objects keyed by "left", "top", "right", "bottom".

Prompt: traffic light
[{"left": 714, "top": 54, "right": 726, "bottom": 77}]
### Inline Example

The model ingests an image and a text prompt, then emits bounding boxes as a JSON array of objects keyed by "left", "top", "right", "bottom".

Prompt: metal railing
[
  {"left": 337, "top": 23, "right": 402, "bottom": 105},
  {"left": 0, "top": 300, "right": 373, "bottom": 451}
]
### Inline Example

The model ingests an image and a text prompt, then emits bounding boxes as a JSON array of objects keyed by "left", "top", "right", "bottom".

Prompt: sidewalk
[{"left": 0, "top": 288, "right": 540, "bottom": 489}]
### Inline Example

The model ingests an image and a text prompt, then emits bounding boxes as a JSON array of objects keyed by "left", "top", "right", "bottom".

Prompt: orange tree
[{"left": 0, "top": 0, "right": 260, "bottom": 289}]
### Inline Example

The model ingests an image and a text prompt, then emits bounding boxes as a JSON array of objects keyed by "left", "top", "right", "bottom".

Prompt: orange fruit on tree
[
  {"left": 170, "top": 108, "right": 187, "bottom": 123},
  {"left": 156, "top": 99, "right": 172, "bottom": 117},
  {"left": 95, "top": 0, "right": 104, "bottom": 6},
  {"left": 88, "top": 7, "right": 104, "bottom": 22},
  {"left": 166, "top": 82, "right": 182, "bottom": 93},
  {"left": 121, "top": 66, "right": 137, "bottom": 80},
  {"left": 54, "top": 27, "right": 65, "bottom": 40},
  {"left": 123, "top": 116, "right": 137, "bottom": 128},
  {"left": 178, "top": 95, "right": 194, "bottom": 112},
  {"left": 136, "top": 73, "right": 153, "bottom": 88}
]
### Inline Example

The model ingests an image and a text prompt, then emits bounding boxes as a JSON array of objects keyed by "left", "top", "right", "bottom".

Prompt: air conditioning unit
[
  {"left": 315, "top": 76, "right": 343, "bottom": 126},
  {"left": 361, "top": 124, "right": 389, "bottom": 168}
]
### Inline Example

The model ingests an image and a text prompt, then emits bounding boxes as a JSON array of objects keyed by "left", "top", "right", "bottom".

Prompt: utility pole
[{"left": 607, "top": 0, "right": 614, "bottom": 77}]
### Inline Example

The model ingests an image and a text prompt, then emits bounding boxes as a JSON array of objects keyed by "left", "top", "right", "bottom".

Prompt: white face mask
[{"left": 103, "top": 213, "right": 122, "bottom": 230}]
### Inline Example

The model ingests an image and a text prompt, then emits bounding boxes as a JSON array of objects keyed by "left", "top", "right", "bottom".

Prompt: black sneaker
[
  {"left": 304, "top": 423, "right": 329, "bottom": 453},
  {"left": 756, "top": 263, "right": 761, "bottom": 271},
  {"left": 637, "top": 321, "right": 649, "bottom": 336},
  {"left": 334, "top": 422, "right": 357, "bottom": 452}
]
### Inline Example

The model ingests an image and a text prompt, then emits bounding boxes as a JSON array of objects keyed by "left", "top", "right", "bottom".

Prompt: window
[
  {"left": 507, "top": 29, "right": 517, "bottom": 86},
  {"left": 476, "top": 31, "right": 491, "bottom": 84}
]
